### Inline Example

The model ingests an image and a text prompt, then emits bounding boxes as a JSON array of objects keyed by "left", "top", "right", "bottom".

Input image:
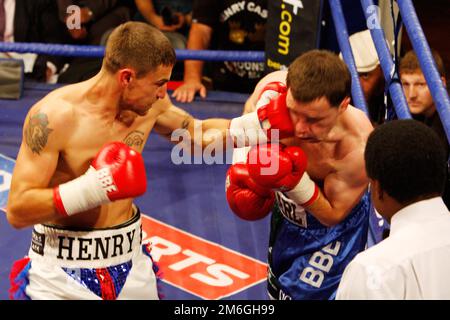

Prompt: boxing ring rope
[
  {"left": 397, "top": 0, "right": 450, "bottom": 145},
  {"left": 360, "top": 0, "right": 411, "bottom": 120},
  {"left": 329, "top": 0, "right": 411, "bottom": 119},
  {"left": 0, "top": 42, "right": 265, "bottom": 62},
  {"left": 328, "top": 0, "right": 369, "bottom": 116}
]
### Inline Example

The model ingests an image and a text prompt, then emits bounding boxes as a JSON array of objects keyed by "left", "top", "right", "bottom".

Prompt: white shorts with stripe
[{"left": 10, "top": 209, "right": 159, "bottom": 300}]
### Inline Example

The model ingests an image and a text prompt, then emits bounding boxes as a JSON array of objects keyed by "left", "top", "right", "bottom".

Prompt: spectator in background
[
  {"left": 336, "top": 120, "right": 450, "bottom": 299},
  {"left": 399, "top": 49, "right": 449, "bottom": 209},
  {"left": 57, "top": 0, "right": 131, "bottom": 45},
  {"left": 172, "top": 0, "right": 268, "bottom": 103},
  {"left": 56, "top": 0, "right": 133, "bottom": 83},
  {"left": 134, "top": 0, "right": 192, "bottom": 50},
  {"left": 341, "top": 29, "right": 386, "bottom": 126},
  {"left": 0, "top": 0, "right": 70, "bottom": 83}
]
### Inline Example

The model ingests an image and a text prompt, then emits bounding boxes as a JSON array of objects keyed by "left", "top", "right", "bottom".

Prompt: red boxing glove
[
  {"left": 226, "top": 163, "right": 275, "bottom": 221},
  {"left": 247, "top": 143, "right": 319, "bottom": 206},
  {"left": 91, "top": 142, "right": 147, "bottom": 201},
  {"left": 256, "top": 82, "right": 294, "bottom": 141},
  {"left": 229, "top": 82, "right": 295, "bottom": 146},
  {"left": 246, "top": 143, "right": 307, "bottom": 191},
  {"left": 254, "top": 82, "right": 288, "bottom": 112},
  {"left": 53, "top": 142, "right": 147, "bottom": 216}
]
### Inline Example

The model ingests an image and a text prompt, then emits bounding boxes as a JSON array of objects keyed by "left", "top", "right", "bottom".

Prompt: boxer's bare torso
[
  {"left": 248, "top": 70, "right": 373, "bottom": 224},
  {"left": 43, "top": 83, "right": 158, "bottom": 228},
  {"left": 7, "top": 67, "right": 185, "bottom": 229}
]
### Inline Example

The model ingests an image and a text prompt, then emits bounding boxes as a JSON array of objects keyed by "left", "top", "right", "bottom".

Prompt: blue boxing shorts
[
  {"left": 9, "top": 207, "right": 160, "bottom": 300},
  {"left": 267, "top": 191, "right": 371, "bottom": 300}
]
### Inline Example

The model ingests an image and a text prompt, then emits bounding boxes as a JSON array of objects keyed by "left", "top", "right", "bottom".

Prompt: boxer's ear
[
  {"left": 338, "top": 96, "right": 350, "bottom": 114},
  {"left": 118, "top": 68, "right": 135, "bottom": 87}
]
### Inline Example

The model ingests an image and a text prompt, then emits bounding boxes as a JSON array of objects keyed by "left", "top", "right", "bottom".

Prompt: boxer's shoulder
[
  {"left": 32, "top": 83, "right": 76, "bottom": 112},
  {"left": 265, "top": 70, "right": 288, "bottom": 83},
  {"left": 245, "top": 70, "right": 289, "bottom": 113},
  {"left": 253, "top": 70, "right": 288, "bottom": 96},
  {"left": 24, "top": 92, "right": 78, "bottom": 154},
  {"left": 28, "top": 96, "right": 75, "bottom": 132},
  {"left": 342, "top": 105, "right": 374, "bottom": 144}
]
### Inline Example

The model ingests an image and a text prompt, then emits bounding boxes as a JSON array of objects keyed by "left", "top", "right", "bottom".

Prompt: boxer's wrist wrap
[
  {"left": 286, "top": 172, "right": 320, "bottom": 206},
  {"left": 228, "top": 112, "right": 268, "bottom": 146},
  {"left": 232, "top": 146, "right": 251, "bottom": 164},
  {"left": 53, "top": 167, "right": 110, "bottom": 217}
]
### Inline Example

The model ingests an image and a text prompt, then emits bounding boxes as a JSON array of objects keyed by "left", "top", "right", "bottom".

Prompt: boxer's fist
[
  {"left": 53, "top": 142, "right": 147, "bottom": 216},
  {"left": 226, "top": 163, "right": 275, "bottom": 221},
  {"left": 256, "top": 82, "right": 294, "bottom": 141},
  {"left": 91, "top": 142, "right": 146, "bottom": 201},
  {"left": 229, "top": 82, "right": 294, "bottom": 146},
  {"left": 247, "top": 143, "right": 319, "bottom": 206},
  {"left": 246, "top": 144, "right": 307, "bottom": 191}
]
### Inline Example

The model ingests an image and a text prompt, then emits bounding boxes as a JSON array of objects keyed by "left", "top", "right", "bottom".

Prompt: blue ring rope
[
  {"left": 360, "top": 0, "right": 411, "bottom": 120},
  {"left": 397, "top": 0, "right": 450, "bottom": 145},
  {"left": 328, "top": 0, "right": 369, "bottom": 116},
  {"left": 0, "top": 42, "right": 265, "bottom": 62}
]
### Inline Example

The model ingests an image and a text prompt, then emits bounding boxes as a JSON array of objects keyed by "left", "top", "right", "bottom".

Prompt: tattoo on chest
[
  {"left": 24, "top": 111, "right": 53, "bottom": 155},
  {"left": 123, "top": 130, "right": 145, "bottom": 148}
]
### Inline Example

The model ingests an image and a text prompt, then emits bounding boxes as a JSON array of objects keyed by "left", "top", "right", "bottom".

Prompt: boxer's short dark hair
[
  {"left": 286, "top": 50, "right": 351, "bottom": 107},
  {"left": 400, "top": 49, "right": 446, "bottom": 78},
  {"left": 103, "top": 22, "right": 176, "bottom": 78}
]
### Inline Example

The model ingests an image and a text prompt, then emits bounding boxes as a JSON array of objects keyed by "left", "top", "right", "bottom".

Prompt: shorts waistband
[
  {"left": 28, "top": 209, "right": 142, "bottom": 269},
  {"left": 276, "top": 190, "right": 370, "bottom": 230}
]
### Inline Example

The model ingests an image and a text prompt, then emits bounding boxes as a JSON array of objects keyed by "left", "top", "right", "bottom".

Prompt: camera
[{"left": 161, "top": 6, "right": 180, "bottom": 26}]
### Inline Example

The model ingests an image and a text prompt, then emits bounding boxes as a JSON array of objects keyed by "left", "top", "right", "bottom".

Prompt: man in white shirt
[{"left": 336, "top": 119, "right": 450, "bottom": 299}]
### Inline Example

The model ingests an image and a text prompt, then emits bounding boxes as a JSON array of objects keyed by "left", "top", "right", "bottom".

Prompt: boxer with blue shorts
[
  {"left": 226, "top": 50, "right": 375, "bottom": 300},
  {"left": 267, "top": 191, "right": 371, "bottom": 300}
]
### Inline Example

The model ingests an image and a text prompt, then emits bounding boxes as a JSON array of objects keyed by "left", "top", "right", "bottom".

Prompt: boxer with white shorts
[
  {"left": 6, "top": 20, "right": 288, "bottom": 300},
  {"left": 11, "top": 207, "right": 160, "bottom": 300}
]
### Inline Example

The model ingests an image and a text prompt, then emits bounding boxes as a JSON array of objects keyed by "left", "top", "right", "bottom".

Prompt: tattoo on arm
[
  {"left": 181, "top": 116, "right": 191, "bottom": 130},
  {"left": 124, "top": 130, "right": 145, "bottom": 148},
  {"left": 24, "top": 111, "right": 53, "bottom": 155}
]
